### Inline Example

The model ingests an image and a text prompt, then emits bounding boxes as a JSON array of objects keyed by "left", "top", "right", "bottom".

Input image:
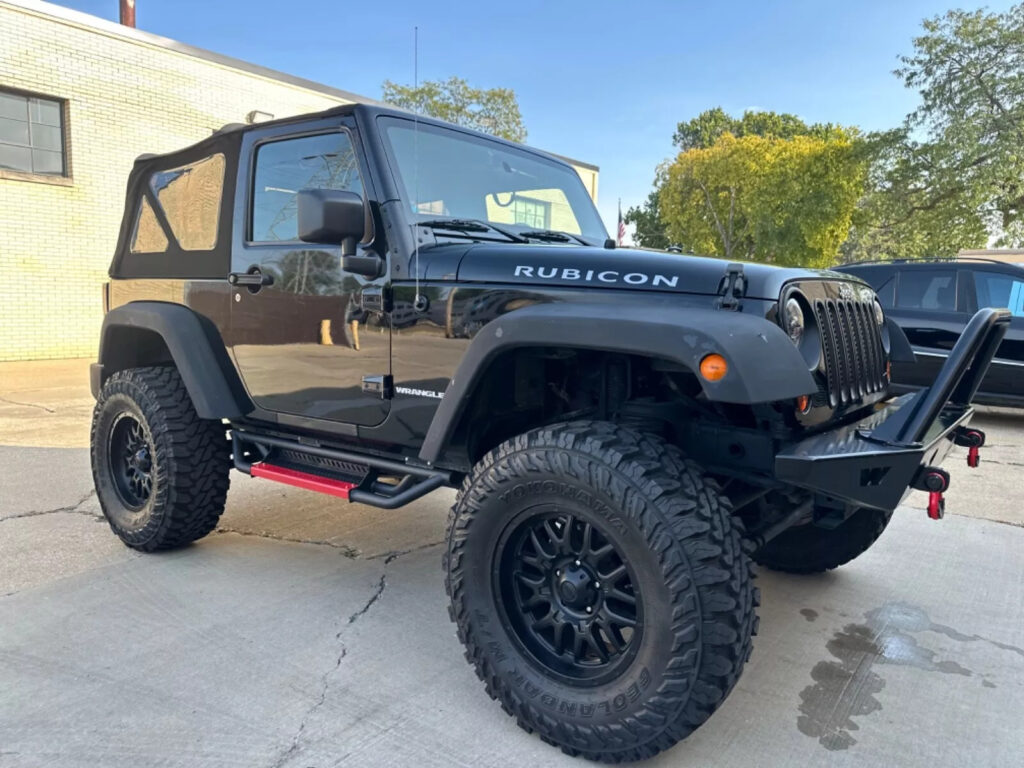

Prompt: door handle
[{"left": 228, "top": 269, "right": 274, "bottom": 291}]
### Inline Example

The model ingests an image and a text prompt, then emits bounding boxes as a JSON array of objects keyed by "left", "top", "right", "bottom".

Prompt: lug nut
[
  {"left": 594, "top": 581, "right": 601, "bottom": 588},
  {"left": 574, "top": 559, "right": 581, "bottom": 566},
  {"left": 586, "top": 606, "right": 592, "bottom": 613},
  {"left": 555, "top": 569, "right": 561, "bottom": 576}
]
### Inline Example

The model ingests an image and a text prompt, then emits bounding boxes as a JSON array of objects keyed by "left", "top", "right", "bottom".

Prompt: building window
[
  {"left": 251, "top": 131, "right": 363, "bottom": 242},
  {"left": 0, "top": 89, "right": 67, "bottom": 176},
  {"left": 512, "top": 196, "right": 551, "bottom": 229}
]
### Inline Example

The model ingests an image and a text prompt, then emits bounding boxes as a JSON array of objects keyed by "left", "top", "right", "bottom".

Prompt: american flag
[{"left": 617, "top": 200, "right": 626, "bottom": 246}]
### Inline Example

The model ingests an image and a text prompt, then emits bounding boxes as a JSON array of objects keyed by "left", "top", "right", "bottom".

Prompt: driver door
[{"left": 229, "top": 117, "right": 390, "bottom": 427}]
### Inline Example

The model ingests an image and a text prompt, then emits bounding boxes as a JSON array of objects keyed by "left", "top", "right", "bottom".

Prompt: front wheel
[{"left": 444, "top": 422, "right": 757, "bottom": 762}]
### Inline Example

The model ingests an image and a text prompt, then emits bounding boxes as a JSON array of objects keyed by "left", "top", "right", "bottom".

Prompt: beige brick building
[{"left": 0, "top": 0, "right": 598, "bottom": 361}]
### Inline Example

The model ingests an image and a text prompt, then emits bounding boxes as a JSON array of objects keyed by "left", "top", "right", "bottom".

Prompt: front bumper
[{"left": 775, "top": 308, "right": 1011, "bottom": 512}]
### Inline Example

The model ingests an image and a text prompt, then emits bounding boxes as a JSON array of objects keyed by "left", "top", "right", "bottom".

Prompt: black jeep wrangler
[{"left": 90, "top": 104, "right": 1008, "bottom": 762}]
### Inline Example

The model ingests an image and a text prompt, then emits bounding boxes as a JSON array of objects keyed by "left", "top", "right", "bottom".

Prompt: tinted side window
[
  {"left": 251, "top": 132, "right": 362, "bottom": 242},
  {"left": 896, "top": 270, "right": 958, "bottom": 311},
  {"left": 975, "top": 271, "right": 1024, "bottom": 317}
]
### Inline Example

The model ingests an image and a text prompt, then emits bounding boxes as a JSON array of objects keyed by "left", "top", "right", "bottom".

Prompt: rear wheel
[
  {"left": 91, "top": 366, "right": 231, "bottom": 551},
  {"left": 752, "top": 506, "right": 893, "bottom": 574},
  {"left": 445, "top": 421, "right": 757, "bottom": 762}
]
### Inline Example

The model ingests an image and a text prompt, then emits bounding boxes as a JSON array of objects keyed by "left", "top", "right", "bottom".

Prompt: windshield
[{"left": 378, "top": 116, "right": 608, "bottom": 243}]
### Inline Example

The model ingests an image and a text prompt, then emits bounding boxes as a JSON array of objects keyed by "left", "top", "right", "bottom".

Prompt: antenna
[{"left": 412, "top": 26, "right": 421, "bottom": 308}]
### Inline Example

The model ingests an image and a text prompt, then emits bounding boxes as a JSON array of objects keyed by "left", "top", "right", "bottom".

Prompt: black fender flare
[
  {"left": 93, "top": 301, "right": 252, "bottom": 420},
  {"left": 419, "top": 302, "right": 816, "bottom": 465}
]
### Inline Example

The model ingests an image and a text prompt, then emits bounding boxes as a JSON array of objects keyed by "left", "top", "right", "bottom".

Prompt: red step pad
[{"left": 250, "top": 462, "right": 356, "bottom": 499}]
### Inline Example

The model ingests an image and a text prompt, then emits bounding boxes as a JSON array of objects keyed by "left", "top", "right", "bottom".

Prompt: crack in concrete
[
  {"left": 214, "top": 527, "right": 361, "bottom": 558},
  {"left": 973, "top": 457, "right": 1024, "bottom": 468},
  {"left": 0, "top": 490, "right": 98, "bottom": 523},
  {"left": 369, "top": 540, "right": 445, "bottom": 564},
  {"left": 269, "top": 575, "right": 387, "bottom": 768},
  {"left": 348, "top": 575, "right": 387, "bottom": 625},
  {"left": 214, "top": 529, "right": 446, "bottom": 564},
  {"left": 0, "top": 395, "right": 56, "bottom": 413}
]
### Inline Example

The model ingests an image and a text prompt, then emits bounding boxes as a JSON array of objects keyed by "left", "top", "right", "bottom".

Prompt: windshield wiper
[
  {"left": 418, "top": 218, "right": 527, "bottom": 243},
  {"left": 520, "top": 229, "right": 590, "bottom": 245}
]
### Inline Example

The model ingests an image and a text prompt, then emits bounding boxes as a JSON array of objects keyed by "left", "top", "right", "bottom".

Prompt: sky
[{"left": 56, "top": 0, "right": 1019, "bottom": 238}]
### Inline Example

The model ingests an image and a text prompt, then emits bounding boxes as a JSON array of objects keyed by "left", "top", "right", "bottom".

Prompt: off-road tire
[
  {"left": 91, "top": 366, "right": 231, "bottom": 551},
  {"left": 752, "top": 506, "right": 894, "bottom": 574},
  {"left": 444, "top": 421, "right": 757, "bottom": 762}
]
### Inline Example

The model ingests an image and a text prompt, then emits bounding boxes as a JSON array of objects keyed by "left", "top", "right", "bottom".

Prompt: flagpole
[{"left": 617, "top": 198, "right": 624, "bottom": 247}]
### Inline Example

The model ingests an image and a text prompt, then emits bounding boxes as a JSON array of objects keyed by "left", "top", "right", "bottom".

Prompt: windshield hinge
[{"left": 716, "top": 263, "right": 746, "bottom": 311}]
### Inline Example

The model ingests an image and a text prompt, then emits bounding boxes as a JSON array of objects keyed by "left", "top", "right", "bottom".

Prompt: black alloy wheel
[
  {"left": 495, "top": 509, "right": 642, "bottom": 686},
  {"left": 493, "top": 512, "right": 638, "bottom": 684},
  {"left": 107, "top": 413, "right": 154, "bottom": 510}
]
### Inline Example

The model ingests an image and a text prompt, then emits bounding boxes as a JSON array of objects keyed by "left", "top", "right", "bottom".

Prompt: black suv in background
[{"left": 837, "top": 258, "right": 1024, "bottom": 407}]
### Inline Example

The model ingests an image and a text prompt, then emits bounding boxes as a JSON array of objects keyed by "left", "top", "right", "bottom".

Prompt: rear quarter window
[
  {"left": 130, "top": 153, "right": 225, "bottom": 253},
  {"left": 974, "top": 271, "right": 1024, "bottom": 317}
]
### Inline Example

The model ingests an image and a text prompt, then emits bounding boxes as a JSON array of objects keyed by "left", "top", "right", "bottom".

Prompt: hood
[{"left": 452, "top": 243, "right": 862, "bottom": 300}]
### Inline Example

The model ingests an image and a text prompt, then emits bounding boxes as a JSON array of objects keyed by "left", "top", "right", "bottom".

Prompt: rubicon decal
[{"left": 514, "top": 265, "right": 679, "bottom": 288}]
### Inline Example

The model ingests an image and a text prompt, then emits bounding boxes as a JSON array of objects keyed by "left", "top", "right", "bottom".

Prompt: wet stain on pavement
[
  {"left": 800, "top": 608, "right": 819, "bottom": 622},
  {"left": 798, "top": 603, "right": 1021, "bottom": 751}
]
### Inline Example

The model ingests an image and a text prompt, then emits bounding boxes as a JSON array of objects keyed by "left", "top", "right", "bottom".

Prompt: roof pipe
[{"left": 119, "top": 0, "right": 136, "bottom": 28}]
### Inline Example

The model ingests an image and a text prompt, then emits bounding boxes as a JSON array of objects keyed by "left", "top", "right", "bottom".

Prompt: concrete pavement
[{"left": 1, "top": 359, "right": 1023, "bottom": 767}]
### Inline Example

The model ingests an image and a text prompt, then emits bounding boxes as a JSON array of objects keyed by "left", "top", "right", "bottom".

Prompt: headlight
[
  {"left": 783, "top": 297, "right": 804, "bottom": 346},
  {"left": 872, "top": 298, "right": 885, "bottom": 327}
]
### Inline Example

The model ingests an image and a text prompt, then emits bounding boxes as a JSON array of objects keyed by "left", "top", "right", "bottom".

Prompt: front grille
[{"left": 812, "top": 298, "right": 887, "bottom": 407}]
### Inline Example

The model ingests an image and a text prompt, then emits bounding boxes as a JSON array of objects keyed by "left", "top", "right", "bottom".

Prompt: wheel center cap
[{"left": 556, "top": 565, "right": 595, "bottom": 610}]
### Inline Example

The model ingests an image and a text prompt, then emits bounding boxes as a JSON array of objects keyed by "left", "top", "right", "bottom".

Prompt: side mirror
[{"left": 297, "top": 188, "right": 381, "bottom": 277}]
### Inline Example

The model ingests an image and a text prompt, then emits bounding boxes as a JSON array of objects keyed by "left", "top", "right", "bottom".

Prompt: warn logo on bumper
[{"left": 514, "top": 265, "right": 679, "bottom": 288}]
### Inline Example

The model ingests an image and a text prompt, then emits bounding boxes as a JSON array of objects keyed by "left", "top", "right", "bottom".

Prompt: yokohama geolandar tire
[
  {"left": 752, "top": 506, "right": 894, "bottom": 574},
  {"left": 444, "top": 421, "right": 757, "bottom": 762},
  {"left": 90, "top": 366, "right": 231, "bottom": 552}
]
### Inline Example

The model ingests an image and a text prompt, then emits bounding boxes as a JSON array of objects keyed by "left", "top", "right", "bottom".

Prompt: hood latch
[{"left": 716, "top": 263, "right": 746, "bottom": 310}]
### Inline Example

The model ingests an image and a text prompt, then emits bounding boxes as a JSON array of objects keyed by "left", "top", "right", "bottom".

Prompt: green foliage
[
  {"left": 660, "top": 132, "right": 865, "bottom": 267},
  {"left": 841, "top": 130, "right": 988, "bottom": 261},
  {"left": 624, "top": 189, "right": 670, "bottom": 249},
  {"left": 672, "top": 108, "right": 848, "bottom": 151},
  {"left": 897, "top": 4, "right": 1024, "bottom": 248},
  {"left": 381, "top": 76, "right": 526, "bottom": 142}
]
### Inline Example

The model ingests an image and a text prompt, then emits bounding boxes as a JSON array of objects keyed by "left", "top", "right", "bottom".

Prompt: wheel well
[
  {"left": 441, "top": 347, "right": 721, "bottom": 469},
  {"left": 100, "top": 326, "right": 173, "bottom": 377}
]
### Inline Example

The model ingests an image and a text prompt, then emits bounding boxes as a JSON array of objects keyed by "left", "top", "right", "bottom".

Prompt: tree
[
  {"left": 628, "top": 108, "right": 858, "bottom": 253},
  {"left": 660, "top": 132, "right": 865, "bottom": 267},
  {"left": 841, "top": 129, "right": 988, "bottom": 261},
  {"left": 843, "top": 4, "right": 1024, "bottom": 260},
  {"left": 672, "top": 108, "right": 845, "bottom": 151},
  {"left": 896, "top": 4, "right": 1024, "bottom": 247},
  {"left": 381, "top": 76, "right": 526, "bottom": 142}
]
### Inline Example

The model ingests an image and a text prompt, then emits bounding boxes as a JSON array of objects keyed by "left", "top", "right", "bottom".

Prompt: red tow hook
[
  {"left": 968, "top": 445, "right": 981, "bottom": 468},
  {"left": 954, "top": 427, "right": 985, "bottom": 469},
  {"left": 920, "top": 468, "right": 950, "bottom": 521}
]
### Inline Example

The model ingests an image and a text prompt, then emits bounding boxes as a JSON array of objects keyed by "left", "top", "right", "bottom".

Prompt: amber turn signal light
[
  {"left": 699, "top": 354, "right": 728, "bottom": 382},
  {"left": 796, "top": 395, "right": 811, "bottom": 413}
]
